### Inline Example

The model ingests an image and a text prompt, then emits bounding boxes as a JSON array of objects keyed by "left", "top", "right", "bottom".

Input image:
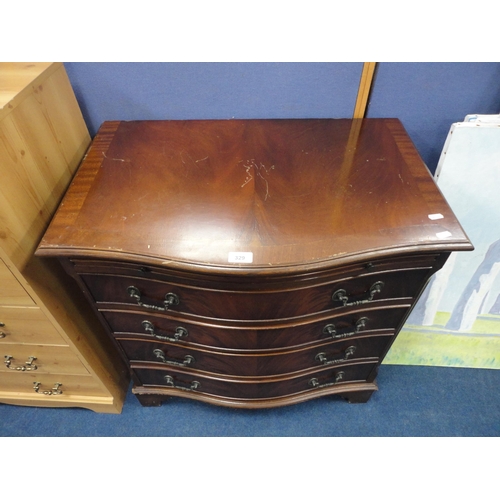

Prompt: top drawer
[
  {"left": 79, "top": 266, "right": 433, "bottom": 322},
  {"left": 0, "top": 258, "right": 35, "bottom": 306}
]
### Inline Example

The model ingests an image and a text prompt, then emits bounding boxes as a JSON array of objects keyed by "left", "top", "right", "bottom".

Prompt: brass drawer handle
[
  {"left": 0, "top": 322, "right": 5, "bottom": 338},
  {"left": 315, "top": 346, "right": 356, "bottom": 365},
  {"left": 332, "top": 281, "right": 384, "bottom": 307},
  {"left": 4, "top": 355, "right": 37, "bottom": 371},
  {"left": 309, "top": 371, "right": 345, "bottom": 389},
  {"left": 33, "top": 382, "right": 63, "bottom": 395},
  {"left": 323, "top": 317, "right": 368, "bottom": 339},
  {"left": 127, "top": 286, "right": 179, "bottom": 312},
  {"left": 164, "top": 375, "right": 200, "bottom": 391},
  {"left": 153, "top": 349, "right": 195, "bottom": 367},
  {"left": 142, "top": 320, "right": 188, "bottom": 342}
]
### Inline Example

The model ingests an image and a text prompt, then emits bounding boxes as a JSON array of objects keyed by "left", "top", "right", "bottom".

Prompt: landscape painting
[{"left": 384, "top": 116, "right": 500, "bottom": 368}]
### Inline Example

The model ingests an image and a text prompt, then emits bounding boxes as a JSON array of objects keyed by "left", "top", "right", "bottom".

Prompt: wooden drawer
[
  {"left": 0, "top": 371, "right": 108, "bottom": 397},
  {"left": 0, "top": 258, "right": 35, "bottom": 306},
  {"left": 0, "top": 306, "right": 67, "bottom": 345},
  {"left": 132, "top": 359, "right": 378, "bottom": 400},
  {"left": 118, "top": 333, "right": 392, "bottom": 377},
  {"left": 70, "top": 253, "right": 440, "bottom": 287},
  {"left": 1, "top": 345, "right": 89, "bottom": 375},
  {"left": 81, "top": 268, "right": 430, "bottom": 321},
  {"left": 102, "top": 305, "right": 409, "bottom": 350}
]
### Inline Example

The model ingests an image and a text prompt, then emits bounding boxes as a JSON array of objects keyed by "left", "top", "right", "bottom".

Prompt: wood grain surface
[{"left": 37, "top": 119, "right": 472, "bottom": 271}]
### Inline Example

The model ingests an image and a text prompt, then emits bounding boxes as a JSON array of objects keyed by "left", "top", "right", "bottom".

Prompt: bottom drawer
[
  {"left": 0, "top": 371, "right": 108, "bottom": 398},
  {"left": 132, "top": 360, "right": 377, "bottom": 400}
]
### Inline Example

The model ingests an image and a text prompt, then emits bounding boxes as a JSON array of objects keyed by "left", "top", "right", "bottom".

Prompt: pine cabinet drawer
[
  {"left": 103, "top": 305, "right": 409, "bottom": 350},
  {"left": 132, "top": 359, "right": 378, "bottom": 400},
  {"left": 1, "top": 345, "right": 89, "bottom": 375},
  {"left": 81, "top": 268, "right": 430, "bottom": 321},
  {"left": 0, "top": 307, "right": 67, "bottom": 345},
  {"left": 0, "top": 258, "right": 35, "bottom": 306},
  {"left": 119, "top": 333, "right": 392, "bottom": 377},
  {"left": 0, "top": 372, "right": 108, "bottom": 397}
]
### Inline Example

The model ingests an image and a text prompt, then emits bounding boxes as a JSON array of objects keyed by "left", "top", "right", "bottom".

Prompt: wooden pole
[{"left": 353, "top": 62, "right": 377, "bottom": 119}]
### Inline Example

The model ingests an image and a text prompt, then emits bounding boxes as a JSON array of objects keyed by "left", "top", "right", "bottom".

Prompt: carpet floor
[{"left": 1, "top": 364, "right": 499, "bottom": 437}]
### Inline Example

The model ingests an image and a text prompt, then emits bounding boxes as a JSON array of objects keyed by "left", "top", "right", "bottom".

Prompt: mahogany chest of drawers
[{"left": 36, "top": 119, "right": 472, "bottom": 408}]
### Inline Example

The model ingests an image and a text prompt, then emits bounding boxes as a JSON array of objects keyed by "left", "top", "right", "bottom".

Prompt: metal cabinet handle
[
  {"left": 164, "top": 375, "right": 200, "bottom": 392},
  {"left": 332, "top": 281, "right": 384, "bottom": 306},
  {"left": 4, "top": 355, "right": 37, "bottom": 371},
  {"left": 0, "top": 322, "right": 5, "bottom": 338},
  {"left": 127, "top": 286, "right": 179, "bottom": 312},
  {"left": 33, "top": 382, "right": 63, "bottom": 395},
  {"left": 142, "top": 320, "right": 188, "bottom": 342},
  {"left": 153, "top": 349, "right": 194, "bottom": 367},
  {"left": 323, "top": 317, "right": 368, "bottom": 339},
  {"left": 309, "top": 371, "right": 345, "bottom": 389},
  {"left": 315, "top": 346, "right": 356, "bottom": 365}
]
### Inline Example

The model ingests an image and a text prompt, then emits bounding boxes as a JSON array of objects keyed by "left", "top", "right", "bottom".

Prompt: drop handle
[
  {"left": 332, "top": 281, "right": 384, "bottom": 306},
  {"left": 164, "top": 375, "right": 200, "bottom": 392},
  {"left": 315, "top": 346, "right": 356, "bottom": 366},
  {"left": 127, "top": 286, "right": 179, "bottom": 312},
  {"left": 142, "top": 320, "right": 188, "bottom": 342},
  {"left": 153, "top": 349, "right": 195, "bottom": 367},
  {"left": 309, "top": 371, "right": 345, "bottom": 389},
  {"left": 33, "top": 382, "right": 63, "bottom": 395},
  {"left": 4, "top": 355, "right": 37, "bottom": 371},
  {"left": 0, "top": 321, "right": 5, "bottom": 338},
  {"left": 323, "top": 317, "right": 368, "bottom": 339}
]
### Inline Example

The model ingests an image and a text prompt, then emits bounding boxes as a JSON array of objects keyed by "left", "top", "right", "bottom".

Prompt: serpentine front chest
[{"left": 36, "top": 118, "right": 472, "bottom": 408}]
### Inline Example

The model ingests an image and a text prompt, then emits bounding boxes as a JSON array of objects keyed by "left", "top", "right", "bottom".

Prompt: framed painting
[{"left": 384, "top": 114, "right": 500, "bottom": 368}]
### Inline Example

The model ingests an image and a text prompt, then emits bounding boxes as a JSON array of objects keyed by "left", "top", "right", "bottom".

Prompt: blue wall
[
  {"left": 64, "top": 62, "right": 362, "bottom": 133},
  {"left": 64, "top": 62, "right": 500, "bottom": 173},
  {"left": 366, "top": 62, "right": 500, "bottom": 172}
]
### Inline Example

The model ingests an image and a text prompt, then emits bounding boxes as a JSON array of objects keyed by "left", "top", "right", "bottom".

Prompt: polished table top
[{"left": 37, "top": 119, "right": 472, "bottom": 273}]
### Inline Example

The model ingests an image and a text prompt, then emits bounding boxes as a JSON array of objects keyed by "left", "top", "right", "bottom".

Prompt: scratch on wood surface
[
  {"left": 239, "top": 159, "right": 275, "bottom": 200},
  {"left": 256, "top": 169, "right": 269, "bottom": 201},
  {"left": 180, "top": 151, "right": 208, "bottom": 166},
  {"left": 102, "top": 152, "right": 128, "bottom": 162}
]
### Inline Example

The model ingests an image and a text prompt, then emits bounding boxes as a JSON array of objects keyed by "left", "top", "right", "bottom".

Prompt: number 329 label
[{"left": 228, "top": 252, "right": 253, "bottom": 263}]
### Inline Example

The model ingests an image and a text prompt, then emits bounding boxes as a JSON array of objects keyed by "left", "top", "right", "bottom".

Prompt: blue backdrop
[{"left": 64, "top": 62, "right": 500, "bottom": 173}]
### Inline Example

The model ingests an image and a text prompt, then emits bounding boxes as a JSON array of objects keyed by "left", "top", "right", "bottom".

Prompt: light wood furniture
[
  {"left": 0, "top": 63, "right": 129, "bottom": 413},
  {"left": 37, "top": 119, "right": 473, "bottom": 408},
  {"left": 353, "top": 62, "right": 377, "bottom": 119}
]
